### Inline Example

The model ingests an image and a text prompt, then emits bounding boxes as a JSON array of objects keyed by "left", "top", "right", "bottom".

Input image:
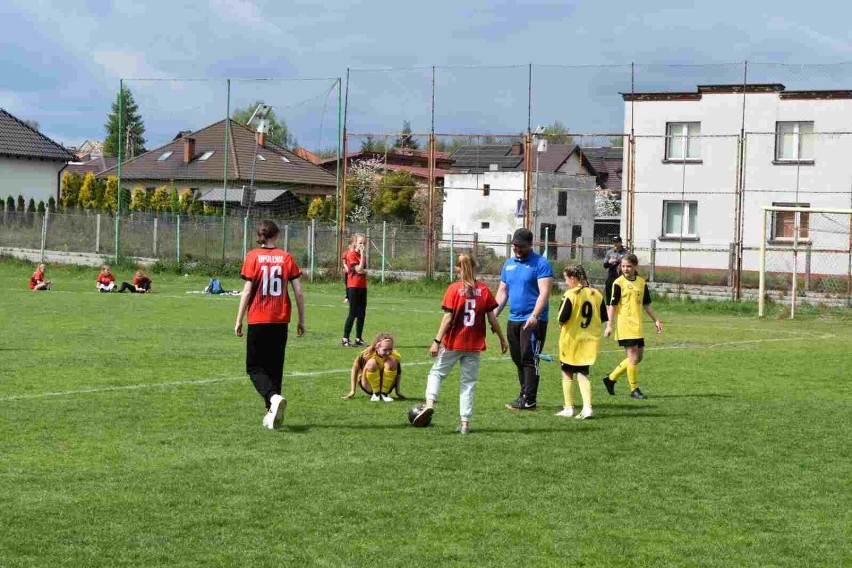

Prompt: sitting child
[
  {"left": 29, "top": 263, "right": 51, "bottom": 291},
  {"left": 119, "top": 270, "right": 152, "bottom": 293},
  {"left": 96, "top": 265, "right": 116, "bottom": 292}
]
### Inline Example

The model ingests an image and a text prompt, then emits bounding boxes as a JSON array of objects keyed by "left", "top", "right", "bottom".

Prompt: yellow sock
[
  {"left": 578, "top": 378, "right": 592, "bottom": 410},
  {"left": 627, "top": 364, "right": 639, "bottom": 391},
  {"left": 610, "top": 359, "right": 629, "bottom": 381},
  {"left": 365, "top": 369, "right": 381, "bottom": 393},
  {"left": 562, "top": 378, "right": 574, "bottom": 408},
  {"left": 380, "top": 369, "right": 398, "bottom": 394}
]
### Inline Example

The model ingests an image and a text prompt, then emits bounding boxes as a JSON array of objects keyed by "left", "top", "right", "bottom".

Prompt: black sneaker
[
  {"left": 602, "top": 376, "right": 616, "bottom": 396},
  {"left": 353, "top": 338, "right": 366, "bottom": 347},
  {"left": 341, "top": 339, "right": 352, "bottom": 347},
  {"left": 522, "top": 399, "right": 537, "bottom": 410},
  {"left": 630, "top": 388, "right": 647, "bottom": 400},
  {"left": 505, "top": 395, "right": 525, "bottom": 410}
]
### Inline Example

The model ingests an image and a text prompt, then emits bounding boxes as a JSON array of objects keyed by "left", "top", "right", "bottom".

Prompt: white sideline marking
[{"left": 0, "top": 336, "right": 824, "bottom": 403}]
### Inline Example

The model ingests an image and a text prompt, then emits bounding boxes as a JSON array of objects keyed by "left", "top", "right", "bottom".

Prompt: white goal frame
[{"left": 758, "top": 205, "right": 852, "bottom": 318}]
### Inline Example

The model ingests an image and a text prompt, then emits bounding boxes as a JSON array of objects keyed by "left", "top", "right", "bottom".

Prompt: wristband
[{"left": 433, "top": 339, "right": 441, "bottom": 345}]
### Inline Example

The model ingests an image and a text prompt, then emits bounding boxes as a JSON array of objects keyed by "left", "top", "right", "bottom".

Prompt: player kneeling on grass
[
  {"left": 234, "top": 220, "right": 306, "bottom": 430},
  {"left": 30, "top": 263, "right": 51, "bottom": 291},
  {"left": 343, "top": 333, "right": 404, "bottom": 402},
  {"left": 555, "top": 265, "right": 607, "bottom": 420},
  {"left": 96, "top": 265, "right": 116, "bottom": 292},
  {"left": 413, "top": 254, "right": 508, "bottom": 434},
  {"left": 602, "top": 253, "right": 662, "bottom": 400}
]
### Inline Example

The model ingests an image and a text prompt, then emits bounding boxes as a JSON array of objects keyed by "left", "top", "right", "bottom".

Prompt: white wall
[
  {"left": 0, "top": 157, "right": 64, "bottom": 205},
  {"left": 442, "top": 172, "right": 524, "bottom": 254},
  {"left": 625, "top": 92, "right": 852, "bottom": 274}
]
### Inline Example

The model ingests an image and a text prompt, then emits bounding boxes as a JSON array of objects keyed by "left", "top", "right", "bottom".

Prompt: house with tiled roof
[
  {"left": 318, "top": 147, "right": 453, "bottom": 182},
  {"left": 0, "top": 109, "right": 75, "bottom": 204},
  {"left": 98, "top": 119, "right": 337, "bottom": 215}
]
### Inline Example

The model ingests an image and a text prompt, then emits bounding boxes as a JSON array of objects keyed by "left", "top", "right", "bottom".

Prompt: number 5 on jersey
[
  {"left": 260, "top": 265, "right": 283, "bottom": 297},
  {"left": 463, "top": 298, "right": 476, "bottom": 327}
]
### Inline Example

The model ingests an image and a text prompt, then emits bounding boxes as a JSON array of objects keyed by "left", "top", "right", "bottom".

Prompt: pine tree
[
  {"left": 78, "top": 172, "right": 97, "bottom": 209},
  {"left": 104, "top": 86, "right": 147, "bottom": 158},
  {"left": 17, "top": 195, "right": 25, "bottom": 212},
  {"left": 103, "top": 177, "right": 119, "bottom": 213},
  {"left": 6, "top": 196, "right": 14, "bottom": 212},
  {"left": 37, "top": 201, "right": 46, "bottom": 213},
  {"left": 393, "top": 121, "right": 419, "bottom": 149},
  {"left": 130, "top": 186, "right": 149, "bottom": 212},
  {"left": 47, "top": 196, "right": 56, "bottom": 212},
  {"left": 179, "top": 189, "right": 193, "bottom": 213},
  {"left": 149, "top": 186, "right": 171, "bottom": 213},
  {"left": 27, "top": 198, "right": 36, "bottom": 213}
]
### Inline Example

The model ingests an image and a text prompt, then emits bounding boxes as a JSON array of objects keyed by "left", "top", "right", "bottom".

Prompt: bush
[
  {"left": 61, "top": 171, "right": 82, "bottom": 208},
  {"left": 27, "top": 198, "right": 35, "bottom": 213},
  {"left": 37, "top": 201, "right": 45, "bottom": 213},
  {"left": 17, "top": 195, "right": 25, "bottom": 212},
  {"left": 130, "top": 186, "right": 148, "bottom": 212},
  {"left": 47, "top": 196, "right": 56, "bottom": 212},
  {"left": 5, "top": 196, "right": 13, "bottom": 212}
]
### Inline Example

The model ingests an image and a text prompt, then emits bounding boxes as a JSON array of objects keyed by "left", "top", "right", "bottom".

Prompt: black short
[
  {"left": 618, "top": 338, "right": 645, "bottom": 348},
  {"left": 246, "top": 323, "right": 289, "bottom": 380},
  {"left": 560, "top": 363, "right": 590, "bottom": 375}
]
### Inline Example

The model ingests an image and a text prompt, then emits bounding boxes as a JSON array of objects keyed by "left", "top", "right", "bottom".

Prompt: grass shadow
[
  {"left": 652, "top": 393, "right": 734, "bottom": 399},
  {"left": 601, "top": 404, "right": 659, "bottom": 410},
  {"left": 286, "top": 423, "right": 412, "bottom": 432}
]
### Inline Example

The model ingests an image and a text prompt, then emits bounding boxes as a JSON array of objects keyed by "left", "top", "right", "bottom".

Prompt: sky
[{"left": 2, "top": 0, "right": 852, "bottom": 150}]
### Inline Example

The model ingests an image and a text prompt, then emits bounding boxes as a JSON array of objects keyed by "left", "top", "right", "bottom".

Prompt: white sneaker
[
  {"left": 370, "top": 394, "right": 380, "bottom": 402},
  {"left": 555, "top": 406, "right": 575, "bottom": 418},
  {"left": 380, "top": 394, "right": 394, "bottom": 403},
  {"left": 262, "top": 412, "right": 273, "bottom": 429},
  {"left": 268, "top": 394, "right": 287, "bottom": 429},
  {"left": 575, "top": 408, "right": 594, "bottom": 420}
]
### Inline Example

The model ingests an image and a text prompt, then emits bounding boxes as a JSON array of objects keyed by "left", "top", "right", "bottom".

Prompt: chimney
[
  {"left": 257, "top": 131, "right": 265, "bottom": 147},
  {"left": 183, "top": 137, "right": 195, "bottom": 164},
  {"left": 509, "top": 141, "right": 523, "bottom": 155}
]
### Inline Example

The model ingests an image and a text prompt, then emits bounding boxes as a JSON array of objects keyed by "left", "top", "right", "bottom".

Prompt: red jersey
[
  {"left": 344, "top": 250, "right": 367, "bottom": 288},
  {"left": 133, "top": 275, "right": 151, "bottom": 287},
  {"left": 97, "top": 273, "right": 115, "bottom": 285},
  {"left": 441, "top": 281, "right": 498, "bottom": 352},
  {"left": 241, "top": 247, "right": 302, "bottom": 324},
  {"left": 30, "top": 270, "right": 44, "bottom": 289}
]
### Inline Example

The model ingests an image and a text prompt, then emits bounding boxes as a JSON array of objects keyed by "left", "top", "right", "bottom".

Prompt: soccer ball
[{"left": 408, "top": 404, "right": 433, "bottom": 428}]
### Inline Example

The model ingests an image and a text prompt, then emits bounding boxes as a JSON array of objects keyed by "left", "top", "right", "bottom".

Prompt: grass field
[{"left": 1, "top": 261, "right": 850, "bottom": 567}]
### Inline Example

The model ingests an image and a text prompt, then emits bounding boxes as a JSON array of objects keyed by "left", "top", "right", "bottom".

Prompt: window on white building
[
  {"left": 480, "top": 221, "right": 490, "bottom": 229},
  {"left": 665, "top": 122, "right": 701, "bottom": 161},
  {"left": 482, "top": 184, "right": 490, "bottom": 196},
  {"left": 662, "top": 201, "right": 698, "bottom": 238},
  {"left": 771, "top": 202, "right": 810, "bottom": 241},
  {"left": 775, "top": 122, "right": 814, "bottom": 163},
  {"left": 557, "top": 191, "right": 567, "bottom": 216}
]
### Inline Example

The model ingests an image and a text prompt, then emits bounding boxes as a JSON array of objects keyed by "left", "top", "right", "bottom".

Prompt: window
[
  {"left": 281, "top": 156, "right": 290, "bottom": 163},
  {"left": 771, "top": 203, "right": 810, "bottom": 241},
  {"left": 662, "top": 201, "right": 698, "bottom": 238},
  {"left": 557, "top": 191, "right": 567, "bottom": 216},
  {"left": 539, "top": 223, "right": 557, "bottom": 259},
  {"left": 198, "top": 151, "right": 215, "bottom": 161},
  {"left": 157, "top": 151, "right": 173, "bottom": 161},
  {"left": 480, "top": 221, "right": 490, "bottom": 229},
  {"left": 257, "top": 155, "right": 266, "bottom": 161},
  {"left": 482, "top": 184, "right": 490, "bottom": 196},
  {"left": 665, "top": 122, "right": 701, "bottom": 161},
  {"left": 775, "top": 122, "right": 814, "bottom": 162}
]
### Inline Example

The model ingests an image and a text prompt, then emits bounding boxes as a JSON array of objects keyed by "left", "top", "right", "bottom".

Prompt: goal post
[{"left": 758, "top": 205, "right": 852, "bottom": 317}]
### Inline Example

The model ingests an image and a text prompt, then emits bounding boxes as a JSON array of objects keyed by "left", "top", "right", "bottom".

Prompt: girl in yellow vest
[
  {"left": 343, "top": 333, "right": 405, "bottom": 401},
  {"left": 603, "top": 254, "right": 663, "bottom": 399},
  {"left": 556, "top": 265, "right": 607, "bottom": 419}
]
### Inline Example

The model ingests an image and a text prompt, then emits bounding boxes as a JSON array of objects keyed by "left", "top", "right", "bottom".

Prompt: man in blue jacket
[{"left": 495, "top": 228, "right": 554, "bottom": 410}]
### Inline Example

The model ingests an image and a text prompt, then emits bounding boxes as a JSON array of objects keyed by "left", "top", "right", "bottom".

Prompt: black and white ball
[{"left": 408, "top": 404, "right": 433, "bottom": 428}]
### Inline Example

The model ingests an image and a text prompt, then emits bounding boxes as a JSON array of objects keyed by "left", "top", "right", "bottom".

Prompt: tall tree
[
  {"left": 61, "top": 171, "right": 82, "bottom": 208},
  {"left": 360, "top": 135, "right": 387, "bottom": 154},
  {"left": 393, "top": 121, "right": 419, "bottom": 149},
  {"left": 373, "top": 171, "right": 417, "bottom": 224},
  {"left": 232, "top": 101, "right": 294, "bottom": 148},
  {"left": 104, "top": 86, "right": 147, "bottom": 158},
  {"left": 543, "top": 120, "right": 573, "bottom": 145}
]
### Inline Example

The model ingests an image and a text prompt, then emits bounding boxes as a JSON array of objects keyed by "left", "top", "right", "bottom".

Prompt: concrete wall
[
  {"left": 532, "top": 172, "right": 596, "bottom": 262},
  {"left": 0, "top": 157, "right": 64, "bottom": 205},
  {"left": 624, "top": 92, "right": 852, "bottom": 274}
]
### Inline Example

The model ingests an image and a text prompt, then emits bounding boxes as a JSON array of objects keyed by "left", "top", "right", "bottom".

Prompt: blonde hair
[
  {"left": 135, "top": 270, "right": 145, "bottom": 279},
  {"left": 360, "top": 333, "right": 395, "bottom": 361},
  {"left": 456, "top": 253, "right": 477, "bottom": 297},
  {"left": 102, "top": 264, "right": 110, "bottom": 271}
]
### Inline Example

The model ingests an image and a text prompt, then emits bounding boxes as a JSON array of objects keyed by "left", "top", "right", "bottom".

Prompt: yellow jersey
[
  {"left": 355, "top": 349, "right": 402, "bottom": 374},
  {"left": 610, "top": 275, "right": 651, "bottom": 340},
  {"left": 558, "top": 286, "right": 607, "bottom": 366}
]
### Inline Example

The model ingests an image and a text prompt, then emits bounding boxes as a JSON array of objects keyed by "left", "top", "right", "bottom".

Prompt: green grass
[{"left": 0, "top": 262, "right": 850, "bottom": 567}]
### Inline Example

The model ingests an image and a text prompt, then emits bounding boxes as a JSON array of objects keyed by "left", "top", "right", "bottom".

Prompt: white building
[
  {"left": 0, "top": 109, "right": 75, "bottom": 205},
  {"left": 442, "top": 143, "right": 596, "bottom": 261},
  {"left": 624, "top": 84, "right": 852, "bottom": 275}
]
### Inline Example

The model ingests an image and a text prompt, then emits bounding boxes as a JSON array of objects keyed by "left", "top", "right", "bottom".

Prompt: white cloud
[
  {"left": 208, "top": 0, "right": 277, "bottom": 34},
  {"left": 92, "top": 50, "right": 163, "bottom": 79}
]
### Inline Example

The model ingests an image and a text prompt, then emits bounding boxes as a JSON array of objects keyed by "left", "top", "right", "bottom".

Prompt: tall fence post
[
  {"left": 153, "top": 217, "right": 158, "bottom": 257},
  {"left": 727, "top": 242, "right": 735, "bottom": 288},
  {"left": 176, "top": 215, "right": 181, "bottom": 263},
  {"left": 365, "top": 227, "right": 371, "bottom": 269},
  {"left": 805, "top": 242, "right": 812, "bottom": 292},
  {"left": 381, "top": 221, "right": 387, "bottom": 283},
  {"left": 449, "top": 225, "right": 455, "bottom": 280},
  {"left": 310, "top": 218, "right": 317, "bottom": 283},
  {"left": 391, "top": 227, "right": 397, "bottom": 259},
  {"left": 95, "top": 213, "right": 101, "bottom": 253},
  {"left": 284, "top": 224, "right": 290, "bottom": 252},
  {"left": 650, "top": 239, "right": 657, "bottom": 283},
  {"left": 39, "top": 210, "right": 48, "bottom": 262},
  {"left": 242, "top": 215, "right": 249, "bottom": 259}
]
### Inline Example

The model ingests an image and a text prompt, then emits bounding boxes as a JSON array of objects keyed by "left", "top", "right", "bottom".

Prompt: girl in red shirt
[
  {"left": 341, "top": 233, "right": 368, "bottom": 347},
  {"left": 234, "top": 220, "right": 306, "bottom": 430},
  {"left": 413, "top": 254, "right": 508, "bottom": 434},
  {"left": 29, "top": 263, "right": 51, "bottom": 291},
  {"left": 96, "top": 265, "right": 116, "bottom": 292},
  {"left": 119, "top": 270, "right": 152, "bottom": 293}
]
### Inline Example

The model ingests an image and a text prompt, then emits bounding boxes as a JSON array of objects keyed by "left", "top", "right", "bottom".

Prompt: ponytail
[
  {"left": 456, "top": 253, "right": 477, "bottom": 297},
  {"left": 256, "top": 220, "right": 280, "bottom": 245},
  {"left": 563, "top": 264, "right": 591, "bottom": 289}
]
